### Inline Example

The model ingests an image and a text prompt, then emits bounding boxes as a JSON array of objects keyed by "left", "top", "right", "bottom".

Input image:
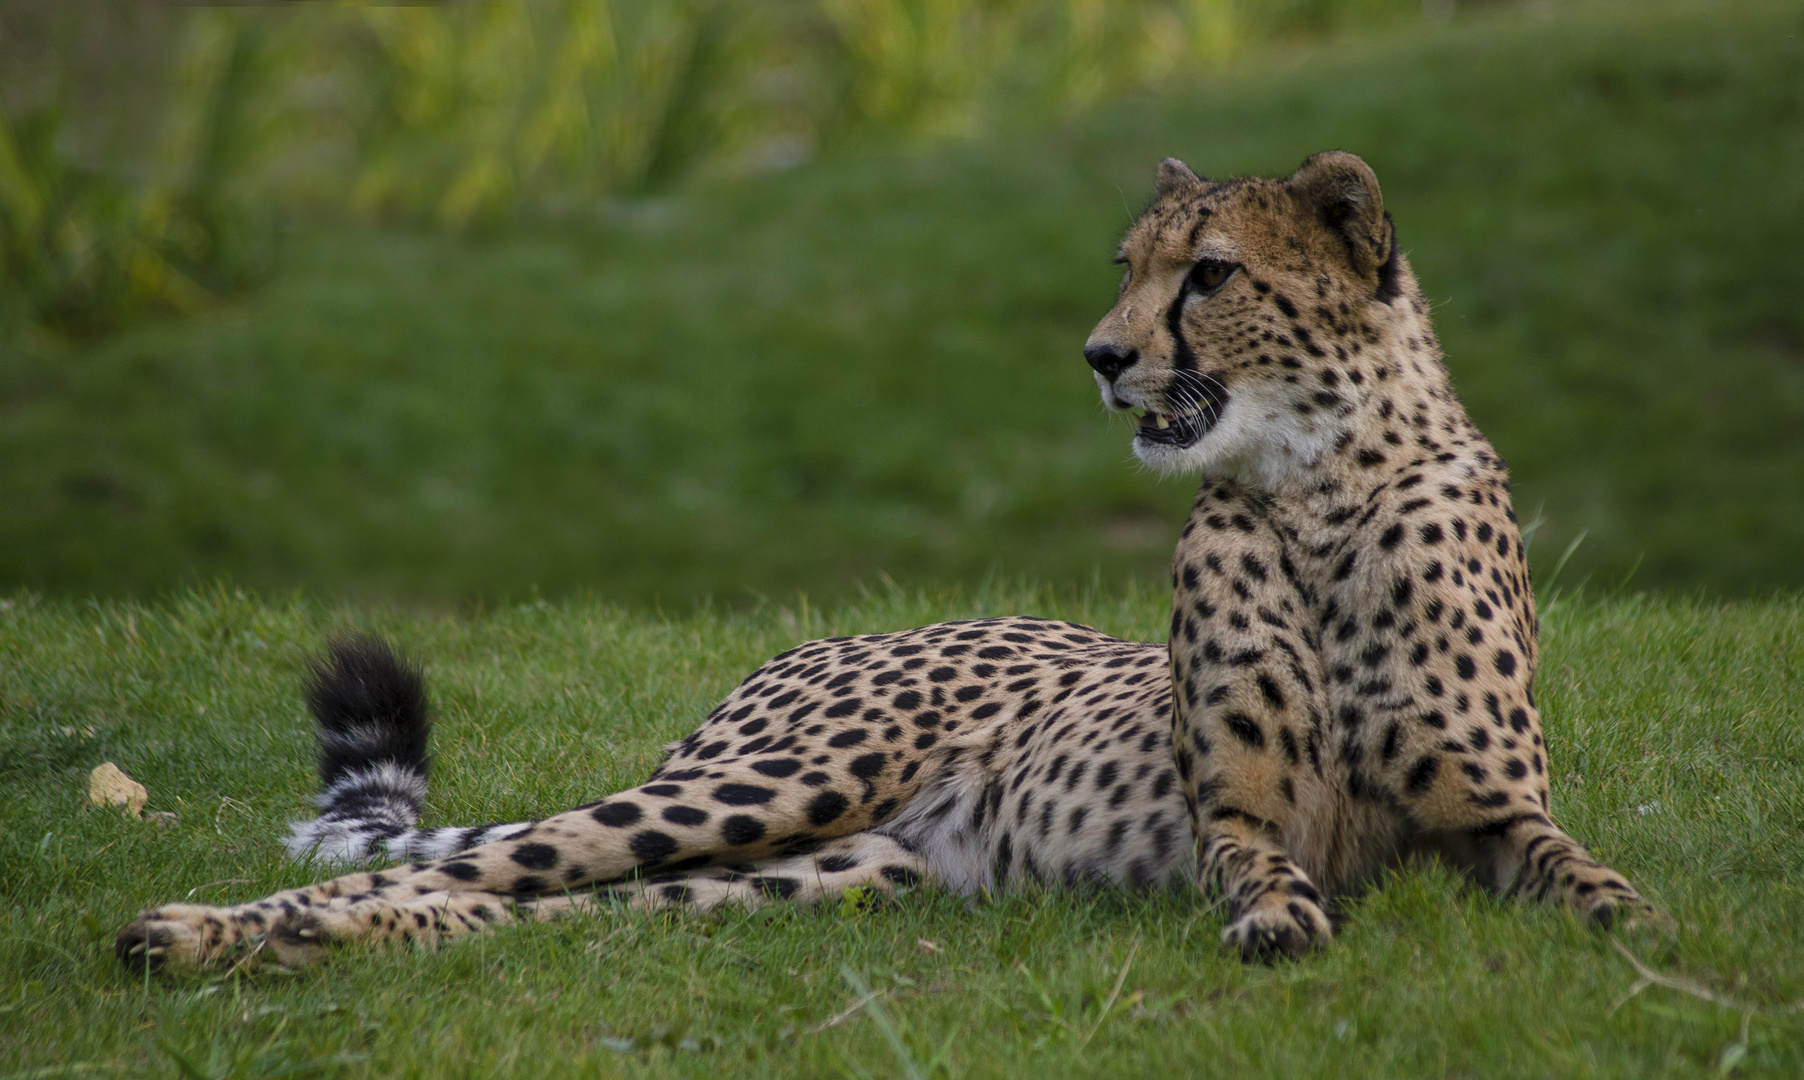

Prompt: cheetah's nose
[{"left": 1084, "top": 344, "right": 1139, "bottom": 381}]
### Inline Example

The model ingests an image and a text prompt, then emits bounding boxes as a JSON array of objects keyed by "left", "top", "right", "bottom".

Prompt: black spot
[
  {"left": 1455, "top": 655, "right": 1477, "bottom": 680},
  {"left": 1223, "top": 711, "right": 1266, "bottom": 749},
  {"left": 629, "top": 831, "right": 680, "bottom": 863},
  {"left": 1378, "top": 523, "right": 1404, "bottom": 549},
  {"left": 807, "top": 790, "right": 849, "bottom": 826},
  {"left": 642, "top": 784, "right": 683, "bottom": 797},
  {"left": 511, "top": 875, "right": 547, "bottom": 894},
  {"left": 752, "top": 758, "right": 802, "bottom": 778},
  {"left": 1493, "top": 651, "right": 1517, "bottom": 677},
  {"left": 592, "top": 802, "right": 643, "bottom": 828},
  {"left": 510, "top": 843, "right": 559, "bottom": 871},
  {"left": 660, "top": 884, "right": 693, "bottom": 904},
  {"left": 1278, "top": 727, "right": 1301, "bottom": 766},
  {"left": 754, "top": 876, "right": 800, "bottom": 899},
  {"left": 441, "top": 861, "right": 482, "bottom": 882},
  {"left": 818, "top": 855, "right": 859, "bottom": 873},
  {"left": 721, "top": 815, "right": 766, "bottom": 845},
  {"left": 662, "top": 805, "right": 709, "bottom": 826},
  {"left": 850, "top": 752, "right": 888, "bottom": 779},
  {"left": 714, "top": 784, "right": 777, "bottom": 805},
  {"left": 1152, "top": 770, "right": 1176, "bottom": 800},
  {"left": 1405, "top": 756, "right": 1439, "bottom": 794},
  {"left": 828, "top": 729, "right": 869, "bottom": 748},
  {"left": 881, "top": 865, "right": 922, "bottom": 887}
]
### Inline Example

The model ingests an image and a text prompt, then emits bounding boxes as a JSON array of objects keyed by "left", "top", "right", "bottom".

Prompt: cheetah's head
[{"left": 1085, "top": 151, "right": 1415, "bottom": 487}]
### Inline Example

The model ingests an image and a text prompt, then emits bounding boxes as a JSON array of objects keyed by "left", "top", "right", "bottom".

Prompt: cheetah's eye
[{"left": 1189, "top": 258, "right": 1237, "bottom": 293}]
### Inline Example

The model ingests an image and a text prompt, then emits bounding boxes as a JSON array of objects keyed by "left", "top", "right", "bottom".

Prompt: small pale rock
[
  {"left": 87, "top": 762, "right": 147, "bottom": 818},
  {"left": 147, "top": 811, "right": 179, "bottom": 828}
]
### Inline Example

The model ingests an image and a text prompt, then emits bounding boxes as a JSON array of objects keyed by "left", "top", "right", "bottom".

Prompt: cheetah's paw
[
  {"left": 1578, "top": 889, "right": 1669, "bottom": 935},
  {"left": 1221, "top": 893, "right": 1333, "bottom": 963},
  {"left": 115, "top": 905, "right": 248, "bottom": 974}
]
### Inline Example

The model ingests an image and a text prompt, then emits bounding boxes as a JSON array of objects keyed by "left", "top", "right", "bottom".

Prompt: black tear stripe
[{"left": 1165, "top": 277, "right": 1200, "bottom": 372}]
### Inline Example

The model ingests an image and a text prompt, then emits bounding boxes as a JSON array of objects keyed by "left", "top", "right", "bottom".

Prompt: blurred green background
[{"left": 1, "top": 0, "right": 1800, "bottom": 607}]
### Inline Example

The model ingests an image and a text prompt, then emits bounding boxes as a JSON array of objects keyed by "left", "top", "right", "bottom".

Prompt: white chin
[
  {"left": 1132, "top": 433, "right": 1211, "bottom": 476},
  {"left": 1132, "top": 389, "right": 1334, "bottom": 488}
]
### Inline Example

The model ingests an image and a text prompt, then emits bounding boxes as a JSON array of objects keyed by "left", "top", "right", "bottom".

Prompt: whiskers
[{"left": 1164, "top": 370, "right": 1228, "bottom": 433}]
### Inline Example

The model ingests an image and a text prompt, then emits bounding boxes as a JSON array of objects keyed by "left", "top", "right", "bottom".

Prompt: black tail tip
[{"left": 304, "top": 633, "right": 431, "bottom": 786}]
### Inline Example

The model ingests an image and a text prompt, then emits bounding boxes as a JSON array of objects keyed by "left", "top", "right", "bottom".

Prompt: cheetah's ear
[
  {"left": 1288, "top": 151, "right": 1398, "bottom": 298},
  {"left": 1154, "top": 157, "right": 1205, "bottom": 198}
]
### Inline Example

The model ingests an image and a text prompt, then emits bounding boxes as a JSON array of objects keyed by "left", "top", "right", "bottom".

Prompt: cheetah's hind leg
[{"left": 242, "top": 833, "right": 934, "bottom": 967}]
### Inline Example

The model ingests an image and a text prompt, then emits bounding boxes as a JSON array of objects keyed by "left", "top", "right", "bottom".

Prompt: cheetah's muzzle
[{"left": 1136, "top": 371, "right": 1226, "bottom": 450}]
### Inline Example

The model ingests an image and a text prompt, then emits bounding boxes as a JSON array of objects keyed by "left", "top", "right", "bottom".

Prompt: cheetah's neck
[{"left": 1206, "top": 296, "right": 1498, "bottom": 510}]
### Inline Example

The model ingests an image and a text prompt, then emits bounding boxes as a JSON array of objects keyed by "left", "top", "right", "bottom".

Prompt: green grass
[
  {"left": 2, "top": 587, "right": 1802, "bottom": 1077},
  {"left": 3, "top": 0, "right": 1801, "bottom": 606}
]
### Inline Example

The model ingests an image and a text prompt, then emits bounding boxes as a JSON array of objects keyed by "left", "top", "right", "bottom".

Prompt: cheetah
[
  {"left": 115, "top": 151, "right": 1653, "bottom": 974},
  {"left": 1088, "top": 152, "right": 1655, "bottom": 954}
]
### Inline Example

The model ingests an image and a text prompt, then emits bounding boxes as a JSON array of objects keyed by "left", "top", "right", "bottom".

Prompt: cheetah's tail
[{"left": 283, "top": 634, "right": 532, "bottom": 868}]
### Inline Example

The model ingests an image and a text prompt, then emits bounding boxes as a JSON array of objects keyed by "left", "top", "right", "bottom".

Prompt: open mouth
[{"left": 1133, "top": 378, "right": 1227, "bottom": 449}]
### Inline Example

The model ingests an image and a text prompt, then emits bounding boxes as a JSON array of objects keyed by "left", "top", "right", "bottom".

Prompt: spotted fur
[
  {"left": 1087, "top": 151, "right": 1655, "bottom": 956},
  {"left": 116, "top": 152, "right": 1654, "bottom": 975}
]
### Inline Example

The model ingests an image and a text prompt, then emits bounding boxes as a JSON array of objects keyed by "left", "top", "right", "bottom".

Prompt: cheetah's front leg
[{"left": 1167, "top": 506, "right": 1339, "bottom": 959}]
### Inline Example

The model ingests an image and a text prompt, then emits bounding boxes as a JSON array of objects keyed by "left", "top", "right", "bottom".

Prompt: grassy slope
[
  {"left": 2, "top": 0, "right": 1801, "bottom": 606},
  {"left": 2, "top": 589, "right": 1801, "bottom": 1077}
]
